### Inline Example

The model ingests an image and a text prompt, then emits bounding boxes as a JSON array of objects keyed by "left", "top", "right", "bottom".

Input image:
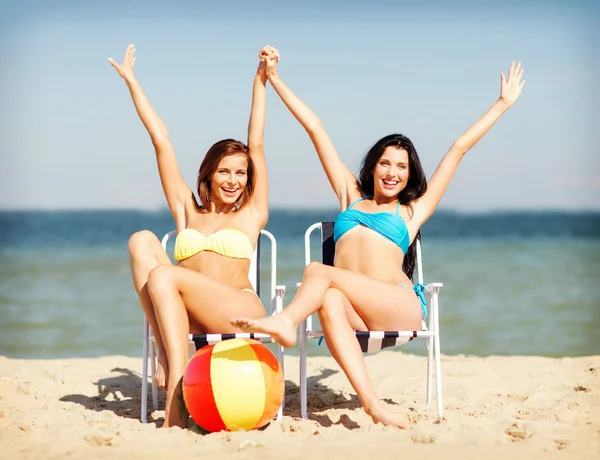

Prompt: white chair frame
[
  {"left": 141, "top": 229, "right": 286, "bottom": 424},
  {"left": 298, "top": 222, "right": 444, "bottom": 419}
]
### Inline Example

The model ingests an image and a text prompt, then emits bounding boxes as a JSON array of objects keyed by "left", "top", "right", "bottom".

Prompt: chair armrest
[
  {"left": 425, "top": 282, "right": 443, "bottom": 295},
  {"left": 273, "top": 285, "right": 286, "bottom": 314}
]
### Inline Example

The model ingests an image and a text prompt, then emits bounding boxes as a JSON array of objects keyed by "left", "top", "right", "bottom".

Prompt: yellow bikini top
[{"left": 174, "top": 228, "right": 254, "bottom": 261}]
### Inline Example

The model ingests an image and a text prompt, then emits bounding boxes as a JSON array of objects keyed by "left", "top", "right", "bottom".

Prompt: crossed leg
[
  {"left": 128, "top": 230, "right": 173, "bottom": 389},
  {"left": 231, "top": 262, "right": 423, "bottom": 429},
  {"left": 146, "top": 264, "right": 266, "bottom": 428}
]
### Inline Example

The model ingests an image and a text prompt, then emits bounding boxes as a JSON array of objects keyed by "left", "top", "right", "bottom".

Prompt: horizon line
[{"left": 1, "top": 207, "right": 600, "bottom": 215}]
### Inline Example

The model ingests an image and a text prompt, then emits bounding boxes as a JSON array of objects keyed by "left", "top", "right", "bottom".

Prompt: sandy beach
[{"left": 1, "top": 352, "right": 598, "bottom": 459}]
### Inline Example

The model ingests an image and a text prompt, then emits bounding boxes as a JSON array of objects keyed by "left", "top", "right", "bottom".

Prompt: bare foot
[
  {"left": 230, "top": 314, "right": 297, "bottom": 348},
  {"left": 155, "top": 354, "right": 168, "bottom": 390},
  {"left": 163, "top": 378, "right": 189, "bottom": 429},
  {"left": 364, "top": 401, "right": 409, "bottom": 430}
]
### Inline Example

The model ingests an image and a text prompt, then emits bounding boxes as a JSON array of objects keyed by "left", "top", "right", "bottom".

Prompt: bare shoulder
[{"left": 233, "top": 205, "right": 265, "bottom": 242}]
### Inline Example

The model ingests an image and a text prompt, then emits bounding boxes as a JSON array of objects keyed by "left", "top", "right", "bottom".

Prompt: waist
[
  {"left": 177, "top": 252, "right": 254, "bottom": 289},
  {"left": 333, "top": 240, "right": 408, "bottom": 284}
]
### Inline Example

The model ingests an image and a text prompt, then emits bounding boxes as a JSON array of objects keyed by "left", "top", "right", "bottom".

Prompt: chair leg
[
  {"left": 432, "top": 295, "right": 443, "bottom": 417},
  {"left": 275, "top": 343, "right": 284, "bottom": 421},
  {"left": 426, "top": 335, "right": 434, "bottom": 407},
  {"left": 299, "top": 321, "right": 308, "bottom": 420},
  {"left": 150, "top": 341, "right": 158, "bottom": 410},
  {"left": 141, "top": 320, "right": 149, "bottom": 424}
]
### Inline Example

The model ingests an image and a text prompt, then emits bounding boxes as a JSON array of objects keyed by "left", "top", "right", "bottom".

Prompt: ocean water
[{"left": 0, "top": 210, "right": 598, "bottom": 359}]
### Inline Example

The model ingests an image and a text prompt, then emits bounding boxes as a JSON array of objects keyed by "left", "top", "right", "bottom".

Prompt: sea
[{"left": 0, "top": 209, "right": 598, "bottom": 359}]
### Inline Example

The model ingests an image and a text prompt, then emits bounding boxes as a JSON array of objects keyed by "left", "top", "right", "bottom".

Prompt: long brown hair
[
  {"left": 357, "top": 134, "right": 427, "bottom": 280},
  {"left": 196, "top": 139, "right": 255, "bottom": 210}
]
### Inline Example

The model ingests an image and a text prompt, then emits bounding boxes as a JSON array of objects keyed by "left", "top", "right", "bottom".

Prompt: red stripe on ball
[{"left": 183, "top": 345, "right": 226, "bottom": 432}]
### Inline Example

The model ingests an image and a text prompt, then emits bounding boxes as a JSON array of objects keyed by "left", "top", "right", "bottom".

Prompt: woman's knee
[
  {"left": 128, "top": 230, "right": 159, "bottom": 257},
  {"left": 147, "top": 264, "right": 176, "bottom": 296},
  {"left": 303, "top": 261, "right": 329, "bottom": 280}
]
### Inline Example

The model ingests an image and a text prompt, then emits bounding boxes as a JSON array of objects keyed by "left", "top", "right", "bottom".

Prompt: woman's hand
[
  {"left": 108, "top": 44, "right": 137, "bottom": 83},
  {"left": 499, "top": 61, "right": 526, "bottom": 108},
  {"left": 258, "top": 45, "right": 280, "bottom": 82}
]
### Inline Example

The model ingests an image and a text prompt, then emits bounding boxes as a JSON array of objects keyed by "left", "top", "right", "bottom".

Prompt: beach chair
[
  {"left": 298, "top": 222, "right": 444, "bottom": 418},
  {"left": 141, "top": 229, "right": 286, "bottom": 424}
]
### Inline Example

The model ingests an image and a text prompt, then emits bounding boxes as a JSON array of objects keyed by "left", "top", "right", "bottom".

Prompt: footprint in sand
[
  {"left": 496, "top": 393, "right": 528, "bottom": 403},
  {"left": 411, "top": 433, "right": 436, "bottom": 444},
  {"left": 505, "top": 422, "right": 534, "bottom": 442}
]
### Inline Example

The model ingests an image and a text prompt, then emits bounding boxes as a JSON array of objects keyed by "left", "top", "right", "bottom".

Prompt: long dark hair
[
  {"left": 357, "top": 134, "right": 427, "bottom": 280},
  {"left": 196, "top": 139, "right": 255, "bottom": 210}
]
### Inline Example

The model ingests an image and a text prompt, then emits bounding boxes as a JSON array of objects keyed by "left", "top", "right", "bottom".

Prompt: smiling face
[
  {"left": 208, "top": 153, "right": 249, "bottom": 205},
  {"left": 372, "top": 146, "right": 410, "bottom": 199}
]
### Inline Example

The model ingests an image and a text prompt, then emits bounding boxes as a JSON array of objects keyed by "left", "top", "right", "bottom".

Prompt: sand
[{"left": 1, "top": 352, "right": 599, "bottom": 459}]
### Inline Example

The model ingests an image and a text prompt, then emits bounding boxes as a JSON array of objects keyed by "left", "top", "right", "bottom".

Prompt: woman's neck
[
  {"left": 370, "top": 193, "right": 399, "bottom": 207},
  {"left": 205, "top": 200, "right": 238, "bottom": 215}
]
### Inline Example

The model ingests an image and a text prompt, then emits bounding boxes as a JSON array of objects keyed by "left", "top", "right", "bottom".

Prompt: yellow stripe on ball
[{"left": 210, "top": 339, "right": 265, "bottom": 431}]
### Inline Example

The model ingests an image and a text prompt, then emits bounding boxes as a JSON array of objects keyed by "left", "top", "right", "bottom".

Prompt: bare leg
[
  {"left": 147, "top": 265, "right": 265, "bottom": 428},
  {"left": 231, "top": 262, "right": 422, "bottom": 347},
  {"left": 318, "top": 288, "right": 408, "bottom": 429},
  {"left": 230, "top": 263, "right": 421, "bottom": 429},
  {"left": 129, "top": 230, "right": 172, "bottom": 389}
]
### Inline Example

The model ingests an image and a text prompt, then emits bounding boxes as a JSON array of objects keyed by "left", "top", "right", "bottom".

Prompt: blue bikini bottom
[{"left": 398, "top": 283, "right": 427, "bottom": 319}]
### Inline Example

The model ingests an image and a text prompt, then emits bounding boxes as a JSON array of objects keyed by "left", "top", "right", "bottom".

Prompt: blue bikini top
[{"left": 333, "top": 196, "right": 410, "bottom": 254}]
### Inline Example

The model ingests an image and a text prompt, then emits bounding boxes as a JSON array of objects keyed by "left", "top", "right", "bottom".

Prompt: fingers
[
  {"left": 516, "top": 63, "right": 524, "bottom": 82},
  {"left": 269, "top": 46, "right": 280, "bottom": 63},
  {"left": 503, "top": 61, "right": 526, "bottom": 87},
  {"left": 513, "top": 61, "right": 522, "bottom": 81},
  {"left": 508, "top": 61, "right": 516, "bottom": 80},
  {"left": 259, "top": 46, "right": 271, "bottom": 59},
  {"left": 107, "top": 57, "right": 121, "bottom": 72},
  {"left": 507, "top": 61, "right": 524, "bottom": 83},
  {"left": 259, "top": 45, "right": 280, "bottom": 63},
  {"left": 125, "top": 44, "right": 132, "bottom": 62},
  {"left": 126, "top": 44, "right": 136, "bottom": 66},
  {"left": 109, "top": 44, "right": 136, "bottom": 70}
]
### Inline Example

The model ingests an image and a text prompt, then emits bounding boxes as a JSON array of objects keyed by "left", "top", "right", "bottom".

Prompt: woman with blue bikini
[{"left": 232, "top": 49, "right": 526, "bottom": 429}]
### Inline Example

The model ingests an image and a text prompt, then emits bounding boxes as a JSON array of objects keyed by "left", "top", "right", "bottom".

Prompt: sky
[{"left": 0, "top": 0, "right": 598, "bottom": 211}]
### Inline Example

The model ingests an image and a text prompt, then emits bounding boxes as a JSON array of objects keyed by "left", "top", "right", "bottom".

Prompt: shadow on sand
[{"left": 59, "top": 365, "right": 397, "bottom": 430}]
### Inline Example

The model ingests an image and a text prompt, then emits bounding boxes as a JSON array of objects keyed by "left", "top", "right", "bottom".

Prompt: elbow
[
  {"left": 305, "top": 119, "right": 324, "bottom": 136},
  {"left": 248, "top": 132, "right": 264, "bottom": 151},
  {"left": 248, "top": 139, "right": 264, "bottom": 151},
  {"left": 151, "top": 131, "right": 170, "bottom": 147},
  {"left": 449, "top": 142, "right": 468, "bottom": 156}
]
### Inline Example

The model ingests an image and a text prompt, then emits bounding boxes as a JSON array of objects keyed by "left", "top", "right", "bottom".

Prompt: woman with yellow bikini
[
  {"left": 109, "top": 45, "right": 279, "bottom": 428},
  {"left": 232, "top": 49, "right": 526, "bottom": 429}
]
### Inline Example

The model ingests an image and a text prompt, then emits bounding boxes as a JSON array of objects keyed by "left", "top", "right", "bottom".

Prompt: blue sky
[{"left": 0, "top": 0, "right": 598, "bottom": 211}]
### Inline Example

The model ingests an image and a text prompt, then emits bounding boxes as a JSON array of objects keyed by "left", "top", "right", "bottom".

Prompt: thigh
[
  {"left": 325, "top": 266, "right": 422, "bottom": 331},
  {"left": 166, "top": 266, "right": 266, "bottom": 333}
]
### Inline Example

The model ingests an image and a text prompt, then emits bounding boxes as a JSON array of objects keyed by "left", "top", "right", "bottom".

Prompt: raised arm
[
  {"left": 264, "top": 50, "right": 357, "bottom": 206},
  {"left": 109, "top": 45, "right": 191, "bottom": 226},
  {"left": 245, "top": 47, "right": 270, "bottom": 224},
  {"left": 413, "top": 61, "right": 526, "bottom": 224}
]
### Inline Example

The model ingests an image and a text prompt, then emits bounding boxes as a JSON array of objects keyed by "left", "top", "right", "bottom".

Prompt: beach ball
[{"left": 182, "top": 338, "right": 284, "bottom": 432}]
